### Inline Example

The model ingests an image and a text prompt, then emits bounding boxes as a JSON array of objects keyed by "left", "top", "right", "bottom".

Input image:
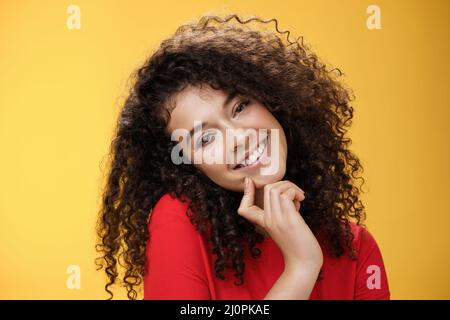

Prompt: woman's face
[{"left": 166, "top": 84, "right": 287, "bottom": 192}]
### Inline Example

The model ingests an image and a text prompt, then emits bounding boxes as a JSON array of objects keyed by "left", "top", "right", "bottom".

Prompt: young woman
[{"left": 95, "top": 13, "right": 390, "bottom": 300}]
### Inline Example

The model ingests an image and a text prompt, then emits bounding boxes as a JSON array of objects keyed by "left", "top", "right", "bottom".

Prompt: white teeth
[{"left": 238, "top": 139, "right": 267, "bottom": 168}]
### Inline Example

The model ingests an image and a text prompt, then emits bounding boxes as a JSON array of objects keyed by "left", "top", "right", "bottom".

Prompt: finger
[
  {"left": 264, "top": 181, "right": 304, "bottom": 224},
  {"left": 238, "top": 205, "right": 265, "bottom": 227},
  {"left": 240, "top": 177, "right": 255, "bottom": 209},
  {"left": 280, "top": 189, "right": 297, "bottom": 212},
  {"left": 270, "top": 180, "right": 306, "bottom": 195},
  {"left": 282, "top": 188, "right": 301, "bottom": 211},
  {"left": 263, "top": 180, "right": 287, "bottom": 224},
  {"left": 264, "top": 183, "right": 272, "bottom": 225},
  {"left": 273, "top": 182, "right": 305, "bottom": 203},
  {"left": 238, "top": 178, "right": 264, "bottom": 226},
  {"left": 267, "top": 183, "right": 284, "bottom": 231},
  {"left": 280, "top": 190, "right": 306, "bottom": 225},
  {"left": 294, "top": 199, "right": 300, "bottom": 212}
]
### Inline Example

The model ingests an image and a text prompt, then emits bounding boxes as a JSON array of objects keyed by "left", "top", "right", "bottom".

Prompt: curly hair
[{"left": 95, "top": 13, "right": 367, "bottom": 300}]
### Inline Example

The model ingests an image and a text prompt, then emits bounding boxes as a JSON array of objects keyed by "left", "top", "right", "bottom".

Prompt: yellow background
[{"left": 1, "top": 0, "right": 449, "bottom": 299}]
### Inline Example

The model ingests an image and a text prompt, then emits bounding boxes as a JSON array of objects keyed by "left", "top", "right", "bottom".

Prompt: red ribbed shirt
[{"left": 144, "top": 193, "right": 390, "bottom": 299}]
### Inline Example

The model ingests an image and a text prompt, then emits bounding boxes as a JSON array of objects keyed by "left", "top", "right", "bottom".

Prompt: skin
[
  {"left": 166, "top": 84, "right": 287, "bottom": 208},
  {"left": 166, "top": 84, "right": 323, "bottom": 299}
]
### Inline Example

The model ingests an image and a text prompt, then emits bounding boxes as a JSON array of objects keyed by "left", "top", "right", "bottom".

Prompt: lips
[{"left": 232, "top": 135, "right": 268, "bottom": 170}]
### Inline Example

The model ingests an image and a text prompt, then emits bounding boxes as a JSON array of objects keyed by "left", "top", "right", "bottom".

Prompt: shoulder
[
  {"left": 150, "top": 192, "right": 212, "bottom": 239},
  {"left": 153, "top": 193, "right": 191, "bottom": 214},
  {"left": 148, "top": 193, "right": 195, "bottom": 232},
  {"left": 346, "top": 222, "right": 391, "bottom": 299},
  {"left": 346, "top": 221, "right": 380, "bottom": 254},
  {"left": 320, "top": 221, "right": 379, "bottom": 262},
  {"left": 151, "top": 193, "right": 193, "bottom": 220},
  {"left": 144, "top": 193, "right": 212, "bottom": 299},
  {"left": 346, "top": 221, "right": 388, "bottom": 277}
]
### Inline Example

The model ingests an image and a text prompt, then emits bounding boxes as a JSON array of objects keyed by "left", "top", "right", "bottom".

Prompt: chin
[{"left": 214, "top": 161, "right": 287, "bottom": 192}]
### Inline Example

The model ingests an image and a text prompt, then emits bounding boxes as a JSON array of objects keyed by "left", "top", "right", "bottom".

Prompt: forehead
[{"left": 166, "top": 84, "right": 228, "bottom": 133}]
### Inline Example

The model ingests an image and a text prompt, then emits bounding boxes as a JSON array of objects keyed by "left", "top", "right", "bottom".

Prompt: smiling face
[{"left": 166, "top": 84, "right": 287, "bottom": 192}]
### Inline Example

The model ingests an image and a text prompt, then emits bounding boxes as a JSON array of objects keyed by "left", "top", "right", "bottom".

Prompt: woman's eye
[
  {"left": 196, "top": 133, "right": 215, "bottom": 148},
  {"left": 233, "top": 99, "right": 250, "bottom": 117}
]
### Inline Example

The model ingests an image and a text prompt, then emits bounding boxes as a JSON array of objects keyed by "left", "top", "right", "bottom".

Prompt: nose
[
  {"left": 230, "top": 127, "right": 261, "bottom": 162},
  {"left": 234, "top": 131, "right": 249, "bottom": 153}
]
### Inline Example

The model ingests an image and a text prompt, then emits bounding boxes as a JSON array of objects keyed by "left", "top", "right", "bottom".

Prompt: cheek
[
  {"left": 251, "top": 104, "right": 276, "bottom": 123},
  {"left": 195, "top": 146, "right": 228, "bottom": 174},
  {"left": 252, "top": 107, "right": 287, "bottom": 147},
  {"left": 196, "top": 162, "right": 230, "bottom": 188},
  {"left": 189, "top": 143, "right": 222, "bottom": 165},
  {"left": 280, "top": 129, "right": 288, "bottom": 155},
  {"left": 195, "top": 150, "right": 234, "bottom": 184},
  {"left": 202, "top": 146, "right": 223, "bottom": 163}
]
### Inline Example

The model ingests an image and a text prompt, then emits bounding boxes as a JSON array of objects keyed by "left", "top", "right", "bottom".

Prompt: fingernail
[{"left": 244, "top": 177, "right": 249, "bottom": 188}]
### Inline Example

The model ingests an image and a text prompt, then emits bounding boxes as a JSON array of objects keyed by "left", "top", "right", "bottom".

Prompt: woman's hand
[{"left": 238, "top": 178, "right": 323, "bottom": 273}]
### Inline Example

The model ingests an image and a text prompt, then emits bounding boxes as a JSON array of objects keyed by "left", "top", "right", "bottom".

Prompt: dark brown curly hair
[{"left": 95, "top": 13, "right": 367, "bottom": 300}]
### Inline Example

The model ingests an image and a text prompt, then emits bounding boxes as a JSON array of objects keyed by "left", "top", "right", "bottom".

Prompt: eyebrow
[{"left": 187, "top": 91, "right": 238, "bottom": 141}]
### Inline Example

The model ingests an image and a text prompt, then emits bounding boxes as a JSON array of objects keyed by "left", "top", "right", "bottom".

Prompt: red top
[{"left": 144, "top": 193, "right": 390, "bottom": 300}]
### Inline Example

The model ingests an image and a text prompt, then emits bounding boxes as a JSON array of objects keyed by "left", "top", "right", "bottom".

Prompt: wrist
[{"left": 284, "top": 260, "right": 322, "bottom": 278}]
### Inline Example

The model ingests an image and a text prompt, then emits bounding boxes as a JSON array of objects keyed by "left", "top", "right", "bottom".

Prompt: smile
[{"left": 232, "top": 136, "right": 268, "bottom": 170}]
